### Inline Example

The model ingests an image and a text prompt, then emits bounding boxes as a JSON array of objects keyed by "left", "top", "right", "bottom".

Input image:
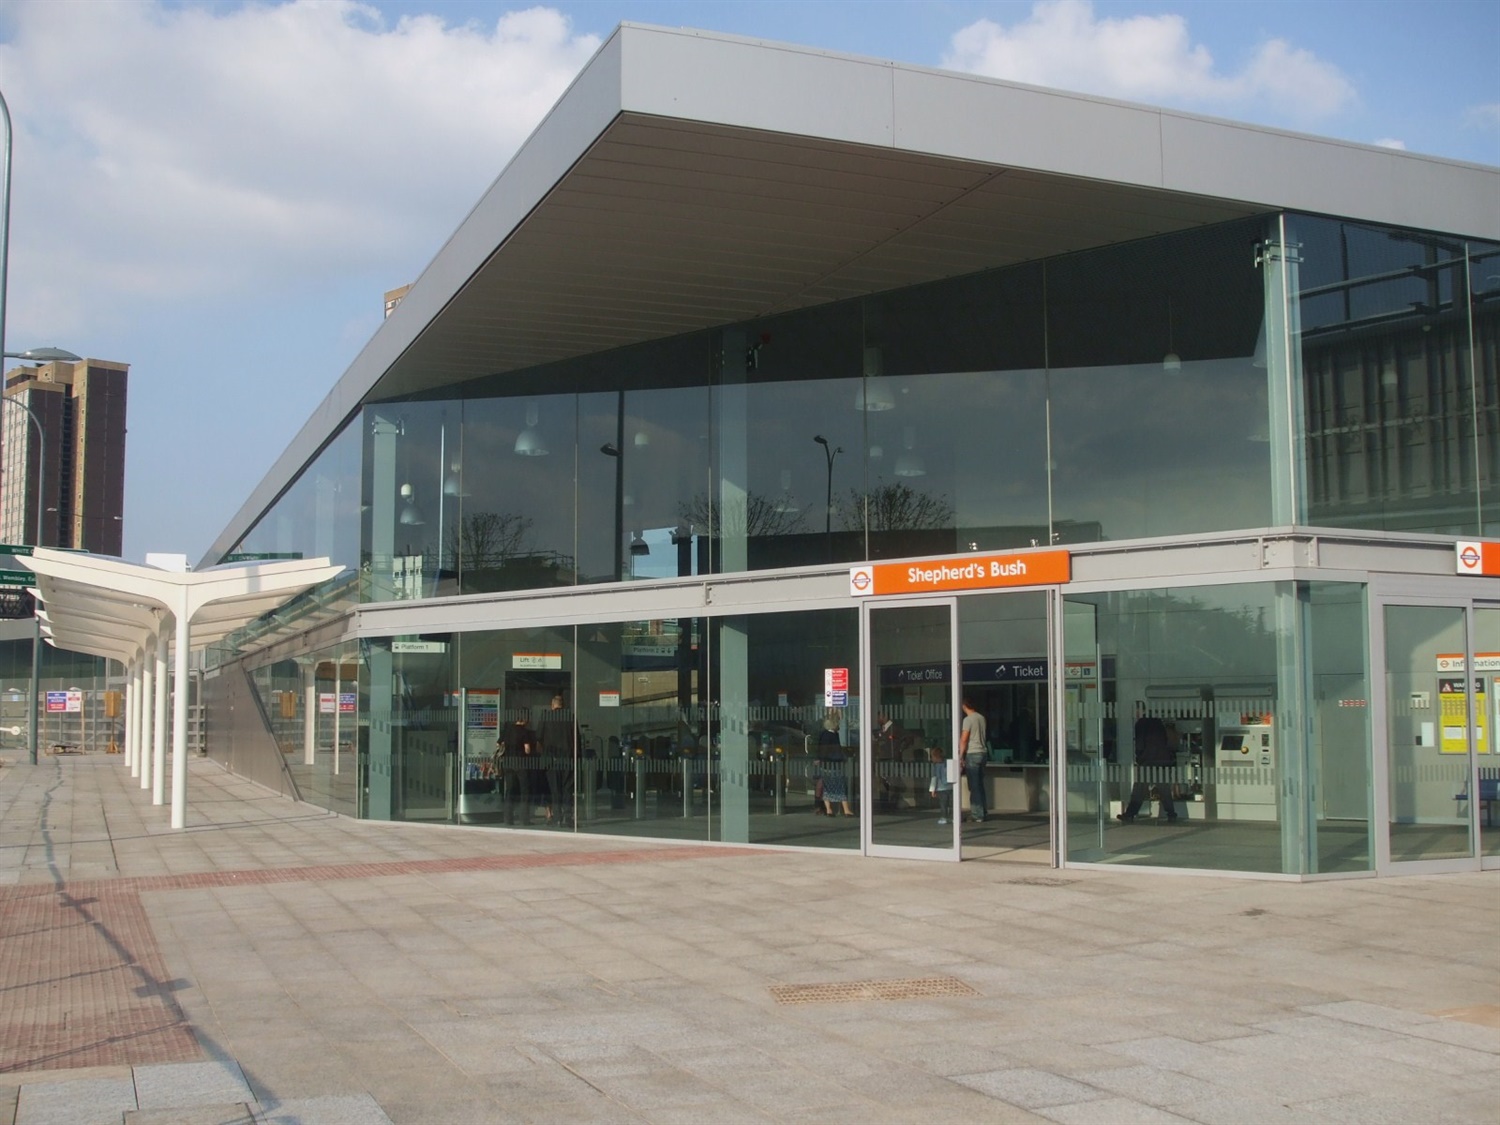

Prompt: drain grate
[
  {"left": 1008, "top": 876, "right": 1072, "bottom": 887},
  {"left": 770, "top": 976, "right": 977, "bottom": 1005}
]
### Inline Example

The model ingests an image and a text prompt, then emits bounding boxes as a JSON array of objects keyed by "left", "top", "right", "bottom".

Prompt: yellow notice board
[{"left": 1437, "top": 678, "right": 1486, "bottom": 754}]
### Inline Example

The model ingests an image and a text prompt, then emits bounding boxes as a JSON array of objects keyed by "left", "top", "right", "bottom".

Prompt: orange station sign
[{"left": 850, "top": 549, "right": 1071, "bottom": 597}]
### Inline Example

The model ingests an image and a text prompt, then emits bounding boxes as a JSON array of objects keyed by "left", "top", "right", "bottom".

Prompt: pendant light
[{"left": 514, "top": 401, "right": 549, "bottom": 456}]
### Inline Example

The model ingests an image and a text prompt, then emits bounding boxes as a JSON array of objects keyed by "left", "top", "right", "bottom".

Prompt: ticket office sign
[{"left": 850, "top": 550, "right": 1070, "bottom": 597}]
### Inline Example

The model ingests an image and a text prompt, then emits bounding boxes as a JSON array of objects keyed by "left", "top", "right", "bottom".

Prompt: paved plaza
[{"left": 0, "top": 752, "right": 1497, "bottom": 1124}]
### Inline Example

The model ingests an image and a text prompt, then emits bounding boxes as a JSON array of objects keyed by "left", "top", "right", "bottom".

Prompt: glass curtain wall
[
  {"left": 1064, "top": 580, "right": 1370, "bottom": 874},
  {"left": 358, "top": 608, "right": 864, "bottom": 850},
  {"left": 359, "top": 215, "right": 1278, "bottom": 596},
  {"left": 1294, "top": 216, "right": 1500, "bottom": 535}
]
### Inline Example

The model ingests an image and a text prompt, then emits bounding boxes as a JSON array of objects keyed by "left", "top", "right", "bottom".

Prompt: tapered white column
[
  {"left": 126, "top": 665, "right": 139, "bottom": 776},
  {"left": 153, "top": 619, "right": 169, "bottom": 806},
  {"left": 139, "top": 641, "right": 154, "bottom": 792},
  {"left": 170, "top": 596, "right": 191, "bottom": 830}
]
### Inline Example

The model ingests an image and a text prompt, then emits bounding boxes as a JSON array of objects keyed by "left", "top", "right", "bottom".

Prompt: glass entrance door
[
  {"left": 1381, "top": 604, "right": 1476, "bottom": 868},
  {"left": 863, "top": 599, "right": 958, "bottom": 859},
  {"left": 1473, "top": 607, "right": 1500, "bottom": 866}
]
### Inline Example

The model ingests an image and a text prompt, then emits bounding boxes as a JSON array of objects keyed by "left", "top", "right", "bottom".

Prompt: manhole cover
[{"left": 770, "top": 976, "right": 977, "bottom": 1005}]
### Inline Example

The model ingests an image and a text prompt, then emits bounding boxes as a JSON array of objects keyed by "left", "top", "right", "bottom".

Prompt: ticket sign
[
  {"left": 850, "top": 550, "right": 1070, "bottom": 597},
  {"left": 1456, "top": 540, "right": 1500, "bottom": 576}
]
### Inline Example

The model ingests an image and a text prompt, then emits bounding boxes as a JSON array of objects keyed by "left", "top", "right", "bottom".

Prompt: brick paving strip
[{"left": 0, "top": 844, "right": 759, "bottom": 1074}]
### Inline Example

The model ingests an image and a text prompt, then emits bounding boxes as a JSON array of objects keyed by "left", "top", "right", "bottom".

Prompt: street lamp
[
  {"left": 600, "top": 389, "right": 626, "bottom": 580},
  {"left": 813, "top": 434, "right": 842, "bottom": 559},
  {"left": 1, "top": 84, "right": 85, "bottom": 764}
]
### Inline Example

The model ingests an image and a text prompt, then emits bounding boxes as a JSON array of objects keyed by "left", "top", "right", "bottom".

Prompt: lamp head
[{"left": 6, "top": 347, "right": 82, "bottom": 363}]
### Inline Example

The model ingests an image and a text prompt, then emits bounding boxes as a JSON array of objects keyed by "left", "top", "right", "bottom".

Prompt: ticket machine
[{"left": 1213, "top": 708, "right": 1277, "bottom": 821}]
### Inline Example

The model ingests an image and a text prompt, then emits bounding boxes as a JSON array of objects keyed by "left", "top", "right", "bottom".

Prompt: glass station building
[{"left": 202, "top": 25, "right": 1500, "bottom": 878}]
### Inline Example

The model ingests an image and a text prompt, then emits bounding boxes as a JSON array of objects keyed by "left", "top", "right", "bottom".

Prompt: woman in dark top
[{"left": 816, "top": 713, "right": 853, "bottom": 817}]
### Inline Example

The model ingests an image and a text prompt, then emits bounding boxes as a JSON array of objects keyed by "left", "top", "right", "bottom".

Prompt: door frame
[
  {"left": 860, "top": 595, "right": 960, "bottom": 861},
  {"left": 1370, "top": 580, "right": 1498, "bottom": 875}
]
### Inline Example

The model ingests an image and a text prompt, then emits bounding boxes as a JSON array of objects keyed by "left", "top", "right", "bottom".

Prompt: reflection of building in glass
[
  {"left": 198, "top": 27, "right": 1500, "bottom": 880},
  {"left": 0, "top": 357, "right": 128, "bottom": 554}
]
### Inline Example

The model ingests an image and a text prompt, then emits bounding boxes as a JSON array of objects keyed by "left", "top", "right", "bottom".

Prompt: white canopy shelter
[{"left": 22, "top": 548, "right": 343, "bottom": 828}]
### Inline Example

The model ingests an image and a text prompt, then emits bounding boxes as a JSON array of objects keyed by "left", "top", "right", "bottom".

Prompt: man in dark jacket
[
  {"left": 1117, "top": 705, "right": 1179, "bottom": 823},
  {"left": 496, "top": 715, "right": 537, "bottom": 825}
]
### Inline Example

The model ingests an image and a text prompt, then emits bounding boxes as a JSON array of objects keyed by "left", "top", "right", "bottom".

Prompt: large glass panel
[
  {"left": 868, "top": 602, "right": 955, "bottom": 852},
  {"left": 712, "top": 609, "right": 861, "bottom": 848},
  {"left": 864, "top": 265, "right": 1050, "bottom": 557},
  {"left": 576, "top": 336, "right": 711, "bottom": 584},
  {"left": 363, "top": 401, "right": 449, "bottom": 602},
  {"left": 714, "top": 304, "right": 863, "bottom": 571},
  {"left": 1065, "top": 582, "right": 1299, "bottom": 873},
  {"left": 1384, "top": 605, "right": 1475, "bottom": 862},
  {"left": 572, "top": 618, "right": 706, "bottom": 839},
  {"left": 1475, "top": 606, "right": 1500, "bottom": 860},
  {"left": 958, "top": 590, "right": 1051, "bottom": 858},
  {"left": 1470, "top": 240, "right": 1500, "bottom": 535},
  {"left": 455, "top": 626, "right": 575, "bottom": 829},
  {"left": 1306, "top": 582, "right": 1372, "bottom": 872},
  {"left": 297, "top": 644, "right": 360, "bottom": 816},
  {"left": 455, "top": 394, "right": 578, "bottom": 593},
  {"left": 1047, "top": 219, "right": 1271, "bottom": 542},
  {"left": 1294, "top": 216, "right": 1476, "bottom": 534},
  {"left": 226, "top": 411, "right": 362, "bottom": 575},
  {"left": 351, "top": 632, "right": 460, "bottom": 823}
]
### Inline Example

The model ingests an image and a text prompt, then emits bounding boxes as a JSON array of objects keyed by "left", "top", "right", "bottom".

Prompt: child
[{"left": 929, "top": 746, "right": 953, "bottom": 825}]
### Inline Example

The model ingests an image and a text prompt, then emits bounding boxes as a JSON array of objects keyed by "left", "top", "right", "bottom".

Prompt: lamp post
[
  {"left": 813, "top": 434, "right": 841, "bottom": 559},
  {"left": 600, "top": 389, "right": 626, "bottom": 580},
  {"left": 2, "top": 83, "right": 86, "bottom": 764}
]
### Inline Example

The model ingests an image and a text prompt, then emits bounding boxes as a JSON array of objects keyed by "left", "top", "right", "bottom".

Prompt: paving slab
[{"left": 0, "top": 754, "right": 1497, "bottom": 1125}]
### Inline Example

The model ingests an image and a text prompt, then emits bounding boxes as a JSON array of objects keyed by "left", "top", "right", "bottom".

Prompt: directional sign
[
  {"left": 0, "top": 544, "right": 33, "bottom": 556},
  {"left": 0, "top": 570, "right": 34, "bottom": 587}
]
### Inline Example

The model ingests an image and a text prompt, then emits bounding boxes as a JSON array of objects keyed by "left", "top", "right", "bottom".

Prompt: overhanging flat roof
[{"left": 205, "top": 23, "right": 1500, "bottom": 568}]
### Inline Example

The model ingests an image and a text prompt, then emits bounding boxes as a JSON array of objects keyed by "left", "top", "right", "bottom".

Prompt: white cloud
[
  {"left": 943, "top": 0, "right": 1355, "bottom": 121},
  {"left": 0, "top": 1, "right": 601, "bottom": 336},
  {"left": 1373, "top": 138, "right": 1407, "bottom": 150},
  {"left": 1467, "top": 104, "right": 1500, "bottom": 130}
]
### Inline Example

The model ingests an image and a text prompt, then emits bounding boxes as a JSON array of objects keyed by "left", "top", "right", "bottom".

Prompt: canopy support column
[
  {"left": 170, "top": 595, "right": 191, "bottom": 830},
  {"left": 139, "top": 641, "right": 154, "bottom": 793},
  {"left": 126, "top": 663, "right": 139, "bottom": 776},
  {"left": 153, "top": 618, "right": 169, "bottom": 806}
]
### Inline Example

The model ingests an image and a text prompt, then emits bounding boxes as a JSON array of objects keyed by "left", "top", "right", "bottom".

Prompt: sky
[{"left": 0, "top": 0, "right": 1495, "bottom": 564}]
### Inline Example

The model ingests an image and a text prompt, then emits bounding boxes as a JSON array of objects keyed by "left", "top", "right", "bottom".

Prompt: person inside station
[{"left": 1117, "top": 704, "right": 1179, "bottom": 823}]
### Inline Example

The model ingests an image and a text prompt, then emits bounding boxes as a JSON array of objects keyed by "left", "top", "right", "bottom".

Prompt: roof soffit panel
[{"left": 369, "top": 107, "right": 1283, "bottom": 403}]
